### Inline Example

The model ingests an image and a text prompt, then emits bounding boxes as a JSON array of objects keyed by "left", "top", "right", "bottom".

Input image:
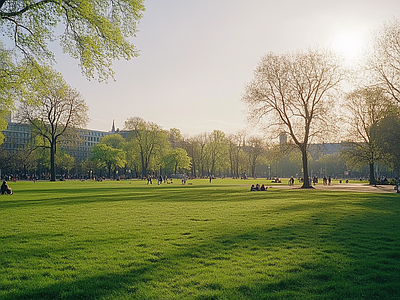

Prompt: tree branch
[{"left": 0, "top": 0, "right": 56, "bottom": 18}]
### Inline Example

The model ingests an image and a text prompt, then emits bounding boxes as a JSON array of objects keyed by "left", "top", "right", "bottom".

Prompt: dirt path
[{"left": 274, "top": 183, "right": 399, "bottom": 193}]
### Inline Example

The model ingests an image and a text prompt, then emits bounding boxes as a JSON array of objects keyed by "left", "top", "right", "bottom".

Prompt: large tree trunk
[
  {"left": 369, "top": 162, "right": 376, "bottom": 185},
  {"left": 141, "top": 155, "right": 146, "bottom": 178},
  {"left": 301, "top": 148, "right": 312, "bottom": 188},
  {"left": 251, "top": 163, "right": 256, "bottom": 178},
  {"left": 50, "top": 139, "right": 56, "bottom": 182},
  {"left": 192, "top": 160, "right": 196, "bottom": 177}
]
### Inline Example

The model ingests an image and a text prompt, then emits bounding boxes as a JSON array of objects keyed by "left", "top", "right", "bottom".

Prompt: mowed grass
[{"left": 0, "top": 179, "right": 399, "bottom": 300}]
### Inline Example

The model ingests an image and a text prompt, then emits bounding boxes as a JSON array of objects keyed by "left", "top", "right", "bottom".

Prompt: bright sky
[{"left": 48, "top": 0, "right": 400, "bottom": 135}]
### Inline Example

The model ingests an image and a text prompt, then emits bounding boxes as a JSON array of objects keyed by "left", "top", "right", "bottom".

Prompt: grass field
[{"left": 0, "top": 179, "right": 399, "bottom": 299}]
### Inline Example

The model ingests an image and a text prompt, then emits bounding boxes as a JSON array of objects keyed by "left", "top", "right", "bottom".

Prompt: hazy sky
[{"left": 48, "top": 1, "right": 400, "bottom": 135}]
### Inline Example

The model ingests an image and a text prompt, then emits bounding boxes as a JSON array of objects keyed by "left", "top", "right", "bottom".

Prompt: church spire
[{"left": 111, "top": 119, "right": 115, "bottom": 133}]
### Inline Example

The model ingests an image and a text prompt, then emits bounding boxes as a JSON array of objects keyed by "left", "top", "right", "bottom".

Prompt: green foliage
[
  {"left": 17, "top": 64, "right": 88, "bottom": 181},
  {"left": 206, "top": 130, "right": 228, "bottom": 176},
  {"left": 162, "top": 148, "right": 191, "bottom": 174},
  {"left": 55, "top": 150, "right": 75, "bottom": 172},
  {"left": 0, "top": 42, "right": 20, "bottom": 143},
  {"left": 100, "top": 133, "right": 126, "bottom": 149},
  {"left": 124, "top": 117, "right": 170, "bottom": 176},
  {"left": 0, "top": 0, "right": 145, "bottom": 81},
  {"left": 90, "top": 143, "right": 126, "bottom": 178},
  {"left": 342, "top": 87, "right": 400, "bottom": 184},
  {"left": 0, "top": 180, "right": 399, "bottom": 299},
  {"left": 168, "top": 128, "right": 183, "bottom": 148},
  {"left": 374, "top": 114, "right": 400, "bottom": 174}
]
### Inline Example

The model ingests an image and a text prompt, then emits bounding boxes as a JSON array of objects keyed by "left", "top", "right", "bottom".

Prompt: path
[{"left": 276, "top": 183, "right": 399, "bottom": 193}]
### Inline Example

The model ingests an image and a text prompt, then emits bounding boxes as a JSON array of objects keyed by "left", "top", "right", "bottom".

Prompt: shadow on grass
[
  {"left": 0, "top": 185, "right": 260, "bottom": 209},
  {"left": 1, "top": 190, "right": 399, "bottom": 299}
]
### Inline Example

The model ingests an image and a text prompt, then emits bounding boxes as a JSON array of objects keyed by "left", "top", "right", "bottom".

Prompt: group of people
[
  {"left": 250, "top": 184, "right": 268, "bottom": 191},
  {"left": 147, "top": 174, "right": 173, "bottom": 185},
  {"left": 1, "top": 181, "right": 13, "bottom": 195}
]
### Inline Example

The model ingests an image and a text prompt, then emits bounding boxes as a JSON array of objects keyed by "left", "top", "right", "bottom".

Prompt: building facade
[{"left": 1, "top": 118, "right": 127, "bottom": 162}]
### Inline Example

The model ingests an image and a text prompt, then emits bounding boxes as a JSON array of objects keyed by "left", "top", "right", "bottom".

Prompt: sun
[{"left": 331, "top": 29, "right": 367, "bottom": 63}]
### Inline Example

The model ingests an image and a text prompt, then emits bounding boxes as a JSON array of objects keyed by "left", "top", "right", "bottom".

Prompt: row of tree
[
  {"left": 1, "top": 2, "right": 400, "bottom": 185},
  {"left": 242, "top": 19, "right": 400, "bottom": 187},
  {"left": 69, "top": 120, "right": 269, "bottom": 180},
  {"left": 1, "top": 110, "right": 397, "bottom": 183}
]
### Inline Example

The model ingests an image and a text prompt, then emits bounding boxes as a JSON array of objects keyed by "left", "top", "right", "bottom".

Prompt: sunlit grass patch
[{"left": 0, "top": 179, "right": 399, "bottom": 299}]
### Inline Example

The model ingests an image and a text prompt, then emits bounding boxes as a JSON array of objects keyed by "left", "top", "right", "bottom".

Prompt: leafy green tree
[
  {"left": 314, "top": 152, "right": 346, "bottom": 178},
  {"left": 194, "top": 133, "right": 208, "bottom": 177},
  {"left": 18, "top": 65, "right": 88, "bottom": 181},
  {"left": 163, "top": 148, "right": 191, "bottom": 175},
  {"left": 242, "top": 48, "right": 343, "bottom": 188},
  {"left": 124, "top": 117, "right": 170, "bottom": 177},
  {"left": 101, "top": 133, "right": 125, "bottom": 149},
  {"left": 181, "top": 136, "right": 198, "bottom": 177},
  {"left": 374, "top": 113, "right": 400, "bottom": 175},
  {"left": 342, "top": 87, "right": 397, "bottom": 184},
  {"left": 0, "top": 147, "right": 36, "bottom": 176},
  {"left": 124, "top": 137, "right": 141, "bottom": 177},
  {"left": 55, "top": 150, "right": 75, "bottom": 177},
  {"left": 206, "top": 130, "right": 228, "bottom": 176},
  {"left": 0, "top": 0, "right": 144, "bottom": 81},
  {"left": 168, "top": 128, "right": 183, "bottom": 149},
  {"left": 0, "top": 42, "right": 20, "bottom": 143},
  {"left": 90, "top": 143, "right": 126, "bottom": 178}
]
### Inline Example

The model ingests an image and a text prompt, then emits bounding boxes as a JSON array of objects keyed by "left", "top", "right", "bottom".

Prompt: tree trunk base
[{"left": 301, "top": 185, "right": 314, "bottom": 189}]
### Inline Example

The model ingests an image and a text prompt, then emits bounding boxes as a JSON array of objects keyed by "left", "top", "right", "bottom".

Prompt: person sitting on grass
[
  {"left": 250, "top": 184, "right": 257, "bottom": 191},
  {"left": 260, "top": 184, "right": 267, "bottom": 191},
  {"left": 1, "top": 181, "right": 13, "bottom": 195}
]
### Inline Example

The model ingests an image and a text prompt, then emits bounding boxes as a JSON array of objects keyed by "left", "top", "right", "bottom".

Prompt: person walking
[{"left": 158, "top": 174, "right": 163, "bottom": 185}]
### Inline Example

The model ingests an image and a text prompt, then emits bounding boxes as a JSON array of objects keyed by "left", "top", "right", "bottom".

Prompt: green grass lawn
[{"left": 0, "top": 179, "right": 399, "bottom": 299}]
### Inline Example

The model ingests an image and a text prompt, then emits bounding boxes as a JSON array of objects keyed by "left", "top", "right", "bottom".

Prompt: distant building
[
  {"left": 308, "top": 143, "right": 342, "bottom": 159},
  {"left": 1, "top": 122, "right": 33, "bottom": 152},
  {"left": 1, "top": 118, "right": 129, "bottom": 161}
]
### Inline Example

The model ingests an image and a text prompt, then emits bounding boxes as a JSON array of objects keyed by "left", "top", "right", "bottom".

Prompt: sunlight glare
[{"left": 331, "top": 30, "right": 366, "bottom": 63}]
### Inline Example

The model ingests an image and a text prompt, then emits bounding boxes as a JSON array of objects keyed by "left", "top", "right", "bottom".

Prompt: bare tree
[
  {"left": 245, "top": 136, "right": 267, "bottom": 178},
  {"left": 181, "top": 135, "right": 199, "bottom": 177},
  {"left": 226, "top": 132, "right": 246, "bottom": 178},
  {"left": 18, "top": 66, "right": 88, "bottom": 181},
  {"left": 369, "top": 18, "right": 400, "bottom": 104},
  {"left": 193, "top": 133, "right": 209, "bottom": 177},
  {"left": 242, "top": 48, "right": 343, "bottom": 188}
]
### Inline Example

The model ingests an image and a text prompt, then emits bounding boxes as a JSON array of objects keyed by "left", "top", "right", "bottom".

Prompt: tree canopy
[
  {"left": 0, "top": 0, "right": 145, "bottom": 81},
  {"left": 242, "top": 48, "right": 343, "bottom": 187},
  {"left": 18, "top": 65, "right": 88, "bottom": 181},
  {"left": 0, "top": 42, "right": 19, "bottom": 142},
  {"left": 124, "top": 117, "right": 170, "bottom": 177},
  {"left": 370, "top": 18, "right": 400, "bottom": 104},
  {"left": 341, "top": 87, "right": 397, "bottom": 184},
  {"left": 90, "top": 143, "right": 126, "bottom": 178}
]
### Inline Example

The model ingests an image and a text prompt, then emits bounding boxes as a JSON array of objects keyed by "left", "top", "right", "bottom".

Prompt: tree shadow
[{"left": 1, "top": 191, "right": 399, "bottom": 299}]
